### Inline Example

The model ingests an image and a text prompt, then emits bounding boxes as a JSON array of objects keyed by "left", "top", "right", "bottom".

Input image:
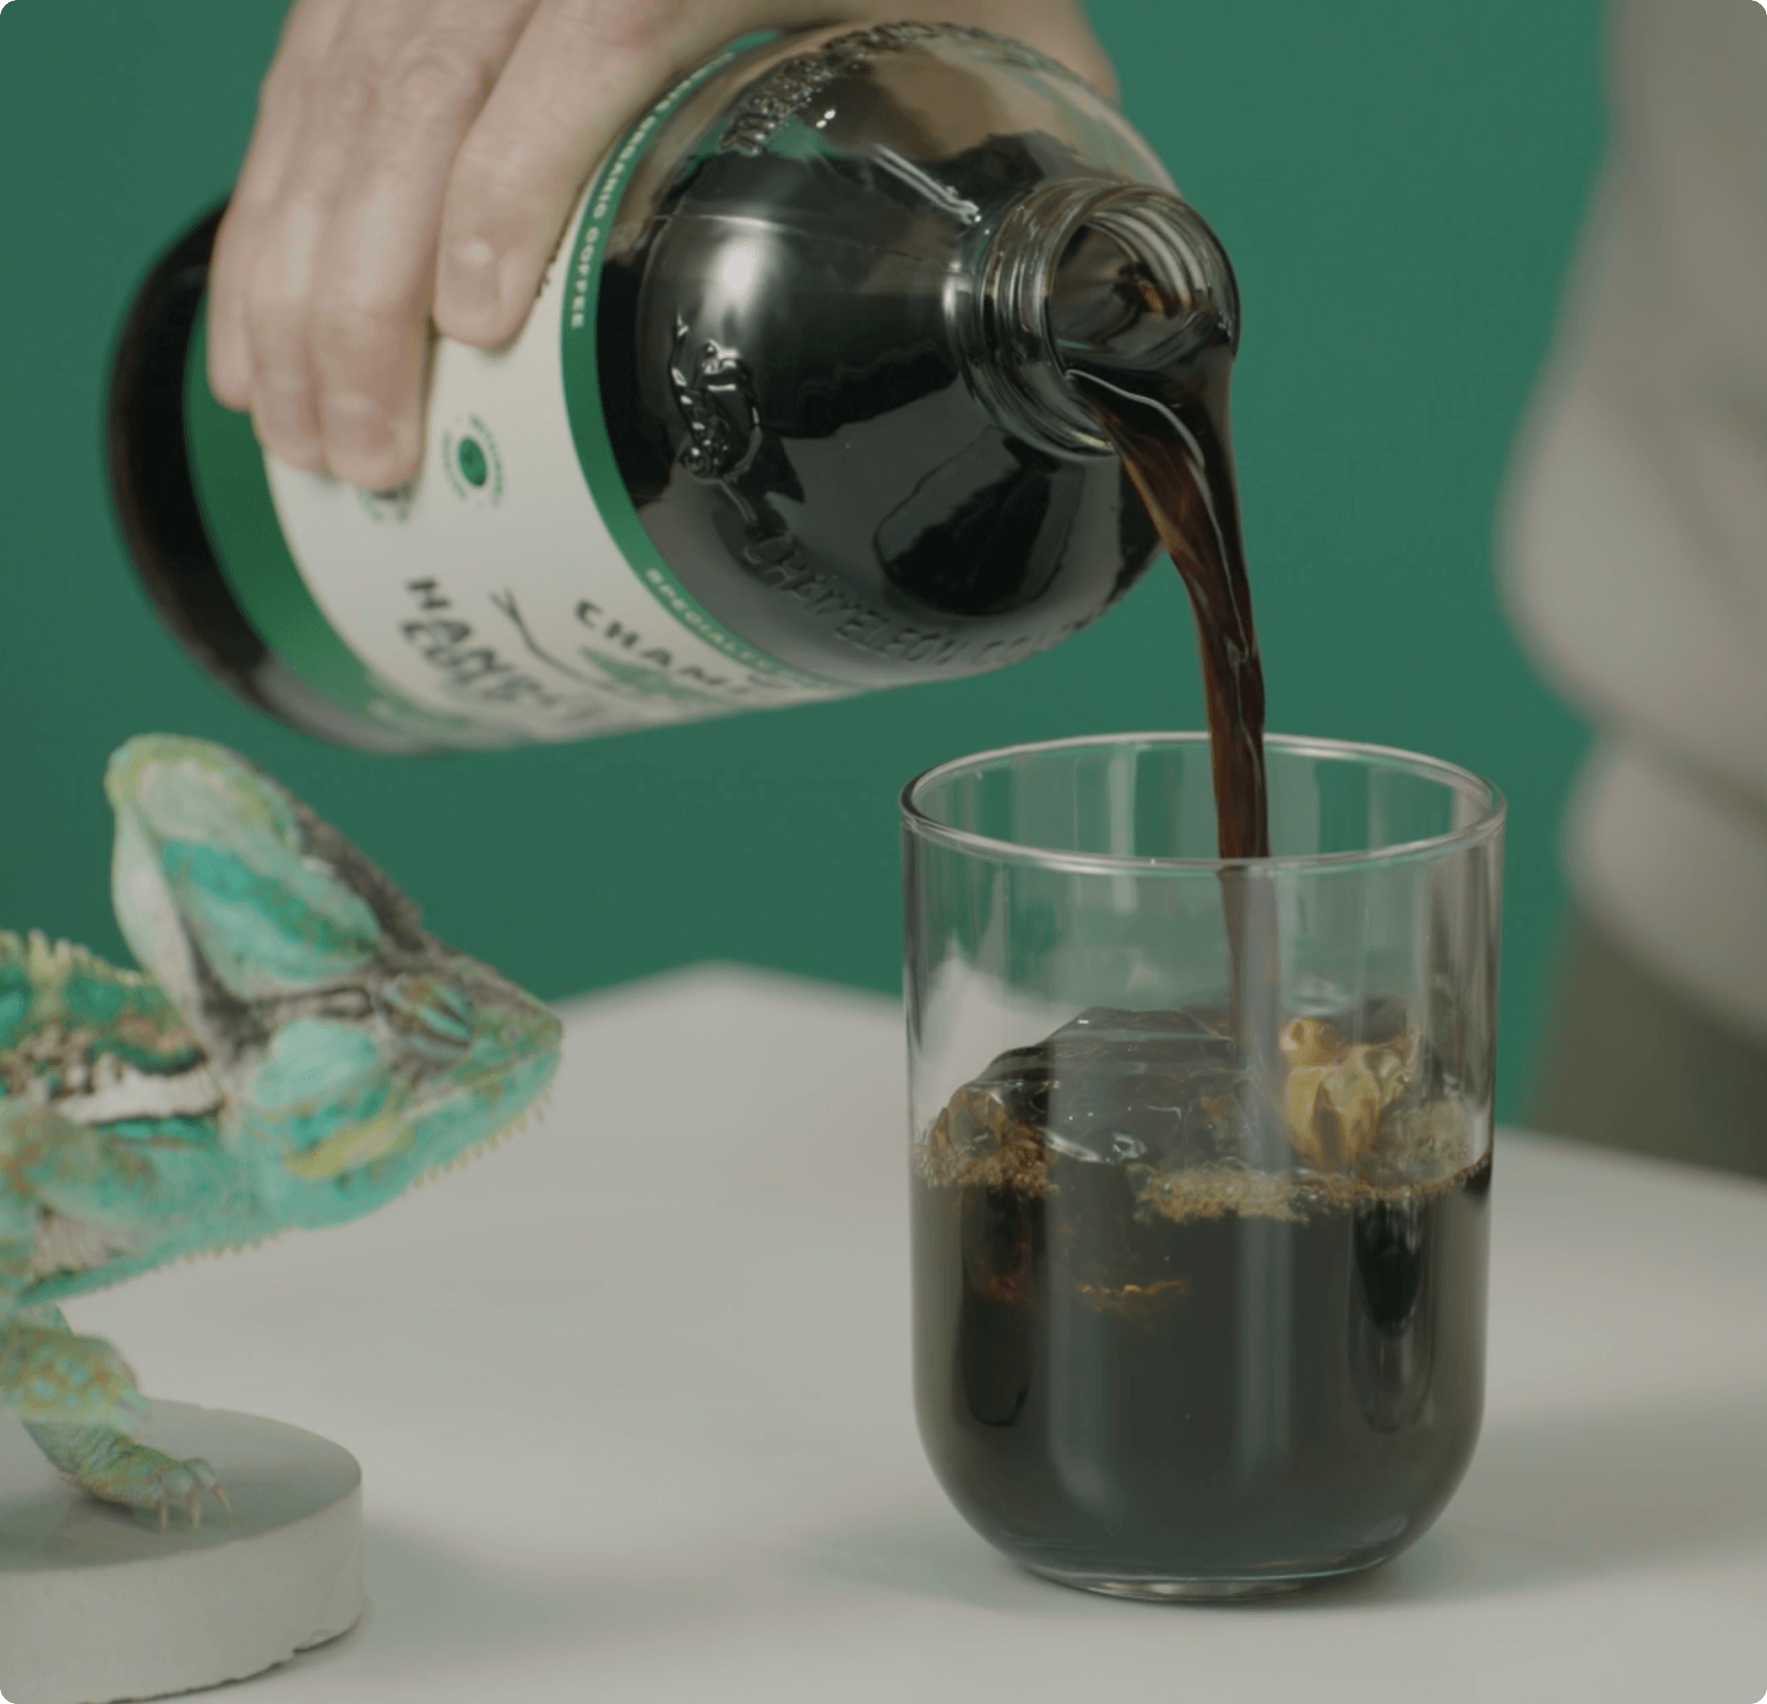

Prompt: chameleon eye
[{"left": 381, "top": 975, "right": 476, "bottom": 1061}]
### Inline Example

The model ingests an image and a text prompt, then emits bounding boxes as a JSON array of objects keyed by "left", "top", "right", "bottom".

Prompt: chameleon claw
[
  {"left": 185, "top": 1490, "right": 202, "bottom": 1529},
  {"left": 211, "top": 1482, "right": 231, "bottom": 1515},
  {"left": 157, "top": 1496, "right": 168, "bottom": 1532}
]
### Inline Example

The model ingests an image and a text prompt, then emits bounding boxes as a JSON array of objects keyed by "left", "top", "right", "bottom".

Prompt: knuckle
[
  {"left": 244, "top": 266, "right": 307, "bottom": 347},
  {"left": 385, "top": 33, "right": 493, "bottom": 130},
  {"left": 447, "top": 137, "right": 532, "bottom": 215},
  {"left": 308, "top": 291, "right": 400, "bottom": 359},
  {"left": 312, "top": 49, "right": 381, "bottom": 128}
]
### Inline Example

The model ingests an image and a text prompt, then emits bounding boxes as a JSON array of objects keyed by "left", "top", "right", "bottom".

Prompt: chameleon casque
[{"left": 0, "top": 737, "right": 561, "bottom": 1525}]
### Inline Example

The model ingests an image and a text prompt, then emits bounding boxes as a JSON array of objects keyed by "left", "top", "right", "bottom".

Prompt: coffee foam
[{"left": 916, "top": 1081, "right": 1483, "bottom": 1222}]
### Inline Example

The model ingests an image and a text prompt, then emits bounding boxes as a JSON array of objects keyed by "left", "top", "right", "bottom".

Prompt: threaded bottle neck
[{"left": 964, "top": 179, "right": 1240, "bottom": 458}]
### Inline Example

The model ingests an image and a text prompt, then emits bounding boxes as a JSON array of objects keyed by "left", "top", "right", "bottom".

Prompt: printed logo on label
[
  {"left": 439, "top": 415, "right": 504, "bottom": 508},
  {"left": 356, "top": 483, "right": 413, "bottom": 525}
]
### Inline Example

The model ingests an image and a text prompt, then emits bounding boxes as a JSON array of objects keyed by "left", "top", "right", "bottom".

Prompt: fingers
[
  {"left": 433, "top": 0, "right": 709, "bottom": 347},
  {"left": 241, "top": 33, "right": 391, "bottom": 472},
  {"left": 306, "top": 7, "right": 536, "bottom": 485},
  {"left": 211, "top": 0, "right": 536, "bottom": 485},
  {"left": 206, "top": 0, "right": 354, "bottom": 413}
]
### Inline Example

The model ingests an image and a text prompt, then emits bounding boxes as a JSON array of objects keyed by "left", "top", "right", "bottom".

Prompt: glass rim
[{"left": 899, "top": 731, "right": 1507, "bottom": 875}]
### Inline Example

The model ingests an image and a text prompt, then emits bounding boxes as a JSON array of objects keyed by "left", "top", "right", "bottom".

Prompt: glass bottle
[{"left": 109, "top": 22, "right": 1236, "bottom": 754}]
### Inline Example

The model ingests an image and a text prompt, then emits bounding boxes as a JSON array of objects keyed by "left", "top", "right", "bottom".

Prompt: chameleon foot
[{"left": 25, "top": 1420, "right": 228, "bottom": 1527}]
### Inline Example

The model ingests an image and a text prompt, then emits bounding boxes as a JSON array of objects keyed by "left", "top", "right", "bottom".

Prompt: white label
[{"left": 261, "top": 73, "right": 847, "bottom": 748}]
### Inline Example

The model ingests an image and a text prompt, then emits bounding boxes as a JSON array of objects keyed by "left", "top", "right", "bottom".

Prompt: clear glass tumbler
[{"left": 902, "top": 733, "right": 1504, "bottom": 1599}]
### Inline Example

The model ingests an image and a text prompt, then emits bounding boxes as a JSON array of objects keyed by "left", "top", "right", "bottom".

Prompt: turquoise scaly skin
[{"left": 0, "top": 737, "right": 562, "bottom": 1524}]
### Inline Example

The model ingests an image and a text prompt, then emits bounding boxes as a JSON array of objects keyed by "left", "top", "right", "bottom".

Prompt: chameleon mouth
[{"left": 406, "top": 1090, "right": 554, "bottom": 1190}]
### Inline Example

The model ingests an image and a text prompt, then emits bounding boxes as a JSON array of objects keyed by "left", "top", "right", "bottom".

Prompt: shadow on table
[{"left": 791, "top": 1381, "right": 1767, "bottom": 1615}]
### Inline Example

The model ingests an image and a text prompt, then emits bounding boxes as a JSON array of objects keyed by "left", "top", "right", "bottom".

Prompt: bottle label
[{"left": 183, "top": 42, "right": 847, "bottom": 748}]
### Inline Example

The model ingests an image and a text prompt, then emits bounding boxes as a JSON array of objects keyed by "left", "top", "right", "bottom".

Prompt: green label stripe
[
  {"left": 182, "top": 312, "right": 475, "bottom": 746},
  {"left": 560, "top": 40, "right": 835, "bottom": 691}
]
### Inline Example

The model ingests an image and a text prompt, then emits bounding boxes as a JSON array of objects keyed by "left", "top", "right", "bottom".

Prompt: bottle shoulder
[
  {"left": 615, "top": 24, "right": 1169, "bottom": 260},
  {"left": 585, "top": 27, "right": 1172, "bottom": 688}
]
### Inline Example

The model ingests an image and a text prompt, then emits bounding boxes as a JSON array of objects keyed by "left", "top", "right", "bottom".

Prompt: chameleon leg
[
  {"left": 0, "top": 1101, "right": 231, "bottom": 1525},
  {"left": 14, "top": 1307, "right": 226, "bottom": 1528},
  {"left": 0, "top": 1304, "right": 145, "bottom": 1433},
  {"left": 0, "top": 1103, "right": 157, "bottom": 1434}
]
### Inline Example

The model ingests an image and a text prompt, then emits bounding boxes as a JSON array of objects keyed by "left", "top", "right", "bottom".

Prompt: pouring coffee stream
[{"left": 1029, "top": 188, "right": 1283, "bottom": 1147}]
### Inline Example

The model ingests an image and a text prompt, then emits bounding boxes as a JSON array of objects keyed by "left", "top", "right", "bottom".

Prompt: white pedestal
[{"left": 0, "top": 1403, "right": 363, "bottom": 1704}]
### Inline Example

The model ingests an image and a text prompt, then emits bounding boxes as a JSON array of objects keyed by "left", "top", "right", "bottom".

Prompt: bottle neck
[{"left": 964, "top": 179, "right": 1240, "bottom": 459}]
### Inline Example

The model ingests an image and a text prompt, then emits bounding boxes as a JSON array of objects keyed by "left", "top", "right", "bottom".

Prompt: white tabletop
[{"left": 52, "top": 967, "right": 1767, "bottom": 1703}]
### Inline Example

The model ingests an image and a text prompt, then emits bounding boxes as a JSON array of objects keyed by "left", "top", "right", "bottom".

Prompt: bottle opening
[{"left": 965, "top": 180, "right": 1239, "bottom": 459}]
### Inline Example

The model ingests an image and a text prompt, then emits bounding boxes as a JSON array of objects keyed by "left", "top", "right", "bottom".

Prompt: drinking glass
[{"left": 901, "top": 733, "right": 1504, "bottom": 1599}]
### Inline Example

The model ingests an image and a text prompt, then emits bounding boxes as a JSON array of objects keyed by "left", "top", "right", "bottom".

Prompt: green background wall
[{"left": 0, "top": 0, "right": 1603, "bottom": 1119}]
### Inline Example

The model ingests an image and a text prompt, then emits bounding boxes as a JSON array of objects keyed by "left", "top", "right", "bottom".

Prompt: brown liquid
[
  {"left": 1087, "top": 345, "right": 1268, "bottom": 862},
  {"left": 910, "top": 1001, "right": 1491, "bottom": 1590},
  {"left": 1069, "top": 291, "right": 1279, "bottom": 1144},
  {"left": 1061, "top": 249, "right": 1268, "bottom": 864}
]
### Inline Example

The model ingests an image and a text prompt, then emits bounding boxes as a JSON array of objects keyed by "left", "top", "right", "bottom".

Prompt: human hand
[{"left": 206, "top": 0, "right": 1115, "bottom": 490}]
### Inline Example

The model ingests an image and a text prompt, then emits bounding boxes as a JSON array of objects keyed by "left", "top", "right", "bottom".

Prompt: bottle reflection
[{"left": 1349, "top": 1194, "right": 1436, "bottom": 1433}]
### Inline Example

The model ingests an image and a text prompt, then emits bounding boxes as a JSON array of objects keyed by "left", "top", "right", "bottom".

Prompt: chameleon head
[
  {"left": 106, "top": 737, "right": 392, "bottom": 1062},
  {"left": 241, "top": 977, "right": 562, "bottom": 1225},
  {"left": 104, "top": 736, "right": 562, "bottom": 1225}
]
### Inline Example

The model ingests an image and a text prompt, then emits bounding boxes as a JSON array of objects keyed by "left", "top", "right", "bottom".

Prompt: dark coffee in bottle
[{"left": 108, "top": 25, "right": 1228, "bottom": 754}]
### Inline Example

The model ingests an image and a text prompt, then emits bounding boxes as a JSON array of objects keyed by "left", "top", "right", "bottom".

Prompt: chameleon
[{"left": 0, "top": 736, "right": 562, "bottom": 1527}]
